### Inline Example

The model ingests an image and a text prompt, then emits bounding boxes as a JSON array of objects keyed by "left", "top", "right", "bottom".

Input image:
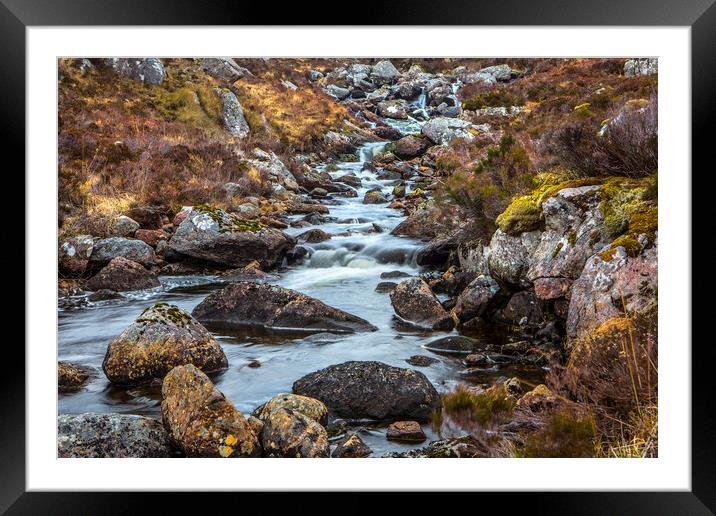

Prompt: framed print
[{"left": 8, "top": 0, "right": 711, "bottom": 511}]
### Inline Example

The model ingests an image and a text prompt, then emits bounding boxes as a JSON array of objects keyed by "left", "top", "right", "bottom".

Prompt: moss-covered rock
[
  {"left": 161, "top": 364, "right": 261, "bottom": 457},
  {"left": 260, "top": 408, "right": 329, "bottom": 458},
  {"left": 252, "top": 393, "right": 328, "bottom": 426},
  {"left": 58, "top": 362, "right": 91, "bottom": 393},
  {"left": 102, "top": 303, "right": 228, "bottom": 386}
]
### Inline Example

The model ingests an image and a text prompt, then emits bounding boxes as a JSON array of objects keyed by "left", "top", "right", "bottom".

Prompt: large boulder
[
  {"left": 493, "top": 290, "right": 545, "bottom": 326},
  {"left": 567, "top": 240, "right": 657, "bottom": 340},
  {"left": 218, "top": 89, "right": 250, "bottom": 138},
  {"left": 487, "top": 230, "right": 541, "bottom": 287},
  {"left": 161, "top": 364, "right": 261, "bottom": 457},
  {"left": 415, "top": 236, "right": 456, "bottom": 268},
  {"left": 105, "top": 58, "right": 165, "bottom": 85},
  {"left": 479, "top": 64, "right": 513, "bottom": 81},
  {"left": 192, "top": 282, "right": 378, "bottom": 333},
  {"left": 527, "top": 186, "right": 611, "bottom": 296},
  {"left": 389, "top": 278, "right": 454, "bottom": 331},
  {"left": 394, "top": 135, "right": 431, "bottom": 159},
  {"left": 252, "top": 393, "right": 328, "bottom": 425},
  {"left": 85, "top": 256, "right": 160, "bottom": 292},
  {"left": 370, "top": 60, "right": 401, "bottom": 85},
  {"left": 167, "top": 206, "right": 294, "bottom": 269},
  {"left": 421, "top": 117, "right": 476, "bottom": 145},
  {"left": 59, "top": 235, "right": 94, "bottom": 277},
  {"left": 89, "top": 237, "right": 156, "bottom": 268},
  {"left": 325, "top": 84, "right": 350, "bottom": 100},
  {"left": 102, "top": 303, "right": 228, "bottom": 386},
  {"left": 260, "top": 408, "right": 329, "bottom": 458},
  {"left": 453, "top": 275, "right": 501, "bottom": 323},
  {"left": 200, "top": 57, "right": 251, "bottom": 83},
  {"left": 246, "top": 148, "right": 299, "bottom": 192},
  {"left": 58, "top": 413, "right": 174, "bottom": 458},
  {"left": 292, "top": 361, "right": 441, "bottom": 422}
]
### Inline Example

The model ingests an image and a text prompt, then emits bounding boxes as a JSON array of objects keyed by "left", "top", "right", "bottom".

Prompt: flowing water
[{"left": 58, "top": 139, "right": 530, "bottom": 456}]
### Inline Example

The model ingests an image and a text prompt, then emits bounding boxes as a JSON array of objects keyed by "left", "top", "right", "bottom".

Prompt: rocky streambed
[{"left": 58, "top": 136, "right": 541, "bottom": 457}]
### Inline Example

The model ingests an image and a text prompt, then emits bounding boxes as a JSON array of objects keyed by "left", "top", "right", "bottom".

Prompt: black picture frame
[{"left": 7, "top": 0, "right": 710, "bottom": 512}]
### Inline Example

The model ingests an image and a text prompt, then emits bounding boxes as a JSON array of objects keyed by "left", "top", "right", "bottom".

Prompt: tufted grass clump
[{"left": 442, "top": 384, "right": 515, "bottom": 426}]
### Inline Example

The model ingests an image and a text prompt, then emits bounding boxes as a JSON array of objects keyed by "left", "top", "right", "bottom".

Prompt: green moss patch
[
  {"left": 193, "top": 204, "right": 265, "bottom": 233},
  {"left": 137, "top": 302, "right": 193, "bottom": 327}
]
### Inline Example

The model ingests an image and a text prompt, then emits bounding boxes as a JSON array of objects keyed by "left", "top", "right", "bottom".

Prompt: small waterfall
[{"left": 416, "top": 87, "right": 427, "bottom": 109}]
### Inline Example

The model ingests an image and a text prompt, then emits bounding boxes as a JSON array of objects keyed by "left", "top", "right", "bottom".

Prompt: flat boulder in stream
[
  {"left": 292, "top": 361, "right": 441, "bottom": 422},
  {"left": 192, "top": 282, "right": 378, "bottom": 334},
  {"left": 85, "top": 256, "right": 160, "bottom": 292},
  {"left": 167, "top": 205, "right": 294, "bottom": 269},
  {"left": 424, "top": 335, "right": 487, "bottom": 355},
  {"left": 102, "top": 303, "right": 228, "bottom": 386},
  {"left": 390, "top": 278, "right": 455, "bottom": 331},
  {"left": 161, "top": 364, "right": 261, "bottom": 457}
]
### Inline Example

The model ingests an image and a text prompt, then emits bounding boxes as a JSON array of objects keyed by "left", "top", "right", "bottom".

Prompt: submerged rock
[
  {"left": 390, "top": 278, "right": 454, "bottom": 331},
  {"left": 85, "top": 256, "right": 160, "bottom": 292},
  {"left": 161, "top": 364, "right": 261, "bottom": 457},
  {"left": 386, "top": 421, "right": 426, "bottom": 443},
  {"left": 423, "top": 335, "right": 487, "bottom": 355},
  {"left": 405, "top": 355, "right": 439, "bottom": 367},
  {"left": 167, "top": 206, "right": 294, "bottom": 269},
  {"left": 260, "top": 408, "right": 329, "bottom": 458},
  {"left": 331, "top": 433, "right": 372, "bottom": 458},
  {"left": 292, "top": 361, "right": 441, "bottom": 422},
  {"left": 297, "top": 228, "right": 332, "bottom": 243},
  {"left": 58, "top": 413, "right": 174, "bottom": 458},
  {"left": 103, "top": 303, "right": 228, "bottom": 386},
  {"left": 58, "top": 361, "right": 90, "bottom": 393},
  {"left": 192, "top": 282, "right": 378, "bottom": 333},
  {"left": 252, "top": 393, "right": 328, "bottom": 425}
]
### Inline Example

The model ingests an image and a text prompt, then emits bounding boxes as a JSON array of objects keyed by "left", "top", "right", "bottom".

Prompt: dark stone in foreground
[
  {"left": 58, "top": 362, "right": 90, "bottom": 393},
  {"left": 260, "top": 408, "right": 329, "bottom": 458},
  {"left": 383, "top": 436, "right": 487, "bottom": 458},
  {"left": 386, "top": 421, "right": 427, "bottom": 443},
  {"left": 192, "top": 282, "right": 377, "bottom": 334},
  {"left": 292, "top": 361, "right": 441, "bottom": 422},
  {"left": 424, "top": 335, "right": 489, "bottom": 355},
  {"left": 57, "top": 413, "right": 174, "bottom": 458},
  {"left": 375, "top": 281, "right": 398, "bottom": 293},
  {"left": 85, "top": 256, "right": 160, "bottom": 292},
  {"left": 332, "top": 433, "right": 373, "bottom": 458}
]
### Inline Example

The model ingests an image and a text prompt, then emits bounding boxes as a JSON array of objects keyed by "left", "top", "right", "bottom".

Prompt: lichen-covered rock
[
  {"left": 487, "top": 229, "right": 540, "bottom": 287},
  {"left": 201, "top": 57, "right": 251, "bottom": 83},
  {"left": 110, "top": 215, "right": 140, "bottom": 237},
  {"left": 386, "top": 421, "right": 426, "bottom": 443},
  {"left": 85, "top": 256, "right": 160, "bottom": 292},
  {"left": 325, "top": 84, "right": 350, "bottom": 100},
  {"left": 377, "top": 99, "right": 409, "bottom": 119},
  {"left": 103, "top": 303, "right": 228, "bottom": 386},
  {"left": 331, "top": 433, "right": 372, "bottom": 458},
  {"left": 58, "top": 413, "right": 174, "bottom": 458},
  {"left": 394, "top": 134, "right": 431, "bottom": 159},
  {"left": 161, "top": 364, "right": 260, "bottom": 457},
  {"left": 389, "top": 278, "right": 454, "bottom": 331},
  {"left": 566, "top": 239, "right": 657, "bottom": 340},
  {"left": 192, "top": 282, "right": 378, "bottom": 333},
  {"left": 292, "top": 361, "right": 441, "bottom": 422},
  {"left": 370, "top": 60, "right": 400, "bottom": 85},
  {"left": 218, "top": 89, "right": 250, "bottom": 138},
  {"left": 59, "top": 235, "right": 94, "bottom": 277},
  {"left": 624, "top": 58, "right": 658, "bottom": 77},
  {"left": 421, "top": 117, "right": 476, "bottom": 145},
  {"left": 260, "top": 408, "right": 329, "bottom": 458},
  {"left": 252, "top": 393, "right": 328, "bottom": 425},
  {"left": 526, "top": 185, "right": 611, "bottom": 294},
  {"left": 453, "top": 275, "right": 501, "bottom": 323},
  {"left": 58, "top": 361, "right": 90, "bottom": 393},
  {"left": 363, "top": 189, "right": 388, "bottom": 204},
  {"left": 106, "top": 58, "right": 165, "bottom": 85},
  {"left": 479, "top": 64, "right": 513, "bottom": 81},
  {"left": 246, "top": 148, "right": 299, "bottom": 192},
  {"left": 89, "top": 237, "right": 157, "bottom": 268},
  {"left": 167, "top": 205, "right": 294, "bottom": 269}
]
